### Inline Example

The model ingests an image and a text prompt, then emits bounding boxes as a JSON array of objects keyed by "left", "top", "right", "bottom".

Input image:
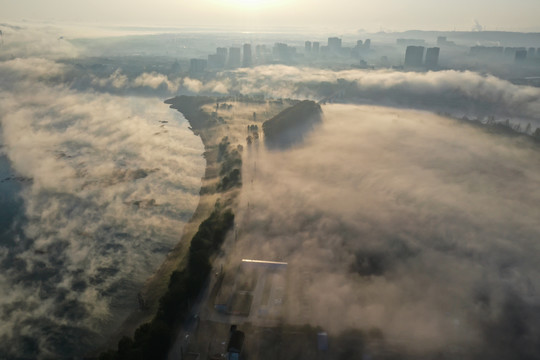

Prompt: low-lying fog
[
  {"left": 235, "top": 104, "right": 540, "bottom": 359},
  {"left": 0, "top": 93, "right": 205, "bottom": 357}
]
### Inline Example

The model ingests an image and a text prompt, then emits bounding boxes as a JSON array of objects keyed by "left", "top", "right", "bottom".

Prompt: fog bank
[{"left": 233, "top": 104, "right": 540, "bottom": 358}]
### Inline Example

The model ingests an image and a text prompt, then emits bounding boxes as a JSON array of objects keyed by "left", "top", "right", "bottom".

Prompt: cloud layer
[
  {"left": 0, "top": 71, "right": 205, "bottom": 357},
  {"left": 232, "top": 104, "right": 540, "bottom": 358},
  {"left": 0, "top": 25, "right": 211, "bottom": 358},
  {"left": 222, "top": 66, "right": 540, "bottom": 124}
]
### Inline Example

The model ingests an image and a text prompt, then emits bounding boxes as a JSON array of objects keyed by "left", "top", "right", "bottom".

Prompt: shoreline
[
  {"left": 100, "top": 95, "right": 296, "bottom": 354},
  {"left": 101, "top": 96, "right": 224, "bottom": 350}
]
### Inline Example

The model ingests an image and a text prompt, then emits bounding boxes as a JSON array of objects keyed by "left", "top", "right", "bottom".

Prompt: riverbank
[
  {"left": 100, "top": 95, "right": 298, "bottom": 356},
  {"left": 102, "top": 97, "right": 225, "bottom": 349}
]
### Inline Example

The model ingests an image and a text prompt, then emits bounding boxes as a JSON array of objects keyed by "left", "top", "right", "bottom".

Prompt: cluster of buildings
[
  {"left": 193, "top": 44, "right": 253, "bottom": 74},
  {"left": 396, "top": 37, "right": 453, "bottom": 69},
  {"left": 404, "top": 46, "right": 440, "bottom": 69},
  {"left": 398, "top": 35, "right": 540, "bottom": 68},
  {"left": 470, "top": 45, "right": 540, "bottom": 61},
  {"left": 189, "top": 36, "right": 372, "bottom": 74},
  {"left": 326, "top": 37, "right": 371, "bottom": 58},
  {"left": 186, "top": 33, "right": 540, "bottom": 76}
]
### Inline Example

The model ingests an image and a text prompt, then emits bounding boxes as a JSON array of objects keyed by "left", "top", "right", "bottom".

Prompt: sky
[{"left": 2, "top": 0, "right": 540, "bottom": 32}]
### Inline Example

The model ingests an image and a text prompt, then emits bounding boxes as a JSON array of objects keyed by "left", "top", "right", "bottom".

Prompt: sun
[
  {"left": 210, "top": 0, "right": 282, "bottom": 14},
  {"left": 227, "top": 0, "right": 274, "bottom": 9}
]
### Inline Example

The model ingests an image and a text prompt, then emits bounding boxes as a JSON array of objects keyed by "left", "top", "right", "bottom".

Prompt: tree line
[{"left": 99, "top": 202, "right": 234, "bottom": 360}]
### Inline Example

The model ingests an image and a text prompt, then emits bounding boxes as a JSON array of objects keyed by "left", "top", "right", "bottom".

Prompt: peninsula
[{"left": 99, "top": 95, "right": 299, "bottom": 359}]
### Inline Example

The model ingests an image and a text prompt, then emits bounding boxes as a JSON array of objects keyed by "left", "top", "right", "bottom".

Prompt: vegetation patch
[{"left": 99, "top": 202, "right": 234, "bottom": 360}]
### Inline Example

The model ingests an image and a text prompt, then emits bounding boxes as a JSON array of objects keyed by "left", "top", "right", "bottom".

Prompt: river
[{"left": 0, "top": 97, "right": 205, "bottom": 358}]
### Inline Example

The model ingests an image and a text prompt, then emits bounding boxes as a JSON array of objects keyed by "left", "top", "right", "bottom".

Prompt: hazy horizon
[{"left": 2, "top": 0, "right": 540, "bottom": 33}]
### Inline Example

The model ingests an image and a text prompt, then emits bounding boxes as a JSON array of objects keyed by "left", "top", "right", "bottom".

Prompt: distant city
[{"left": 188, "top": 34, "right": 540, "bottom": 86}]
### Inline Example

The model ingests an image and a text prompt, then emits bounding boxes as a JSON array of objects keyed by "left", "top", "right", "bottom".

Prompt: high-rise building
[
  {"left": 404, "top": 46, "right": 425, "bottom": 67},
  {"left": 364, "top": 39, "right": 371, "bottom": 50},
  {"left": 217, "top": 47, "right": 228, "bottom": 57},
  {"left": 242, "top": 44, "right": 252, "bottom": 67},
  {"left": 353, "top": 39, "right": 370, "bottom": 58},
  {"left": 255, "top": 44, "right": 268, "bottom": 63},
  {"left": 312, "top": 41, "right": 320, "bottom": 55},
  {"left": 425, "top": 47, "right": 440, "bottom": 69},
  {"left": 228, "top": 47, "right": 241, "bottom": 68},
  {"left": 352, "top": 40, "right": 364, "bottom": 58},
  {"left": 273, "top": 42, "right": 295, "bottom": 63},
  {"left": 208, "top": 47, "right": 228, "bottom": 69},
  {"left": 515, "top": 49, "right": 527, "bottom": 62},
  {"left": 328, "top": 37, "right": 342, "bottom": 53},
  {"left": 208, "top": 54, "right": 220, "bottom": 69},
  {"left": 437, "top": 36, "right": 447, "bottom": 46},
  {"left": 170, "top": 59, "right": 181, "bottom": 74},
  {"left": 528, "top": 47, "right": 536, "bottom": 58},
  {"left": 256, "top": 44, "right": 263, "bottom": 58},
  {"left": 216, "top": 47, "right": 228, "bottom": 68},
  {"left": 305, "top": 41, "right": 312, "bottom": 54},
  {"left": 505, "top": 47, "right": 518, "bottom": 57},
  {"left": 190, "top": 58, "right": 207, "bottom": 74}
]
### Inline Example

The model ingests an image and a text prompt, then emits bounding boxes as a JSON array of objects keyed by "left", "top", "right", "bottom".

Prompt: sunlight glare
[{"left": 224, "top": 0, "right": 277, "bottom": 10}]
